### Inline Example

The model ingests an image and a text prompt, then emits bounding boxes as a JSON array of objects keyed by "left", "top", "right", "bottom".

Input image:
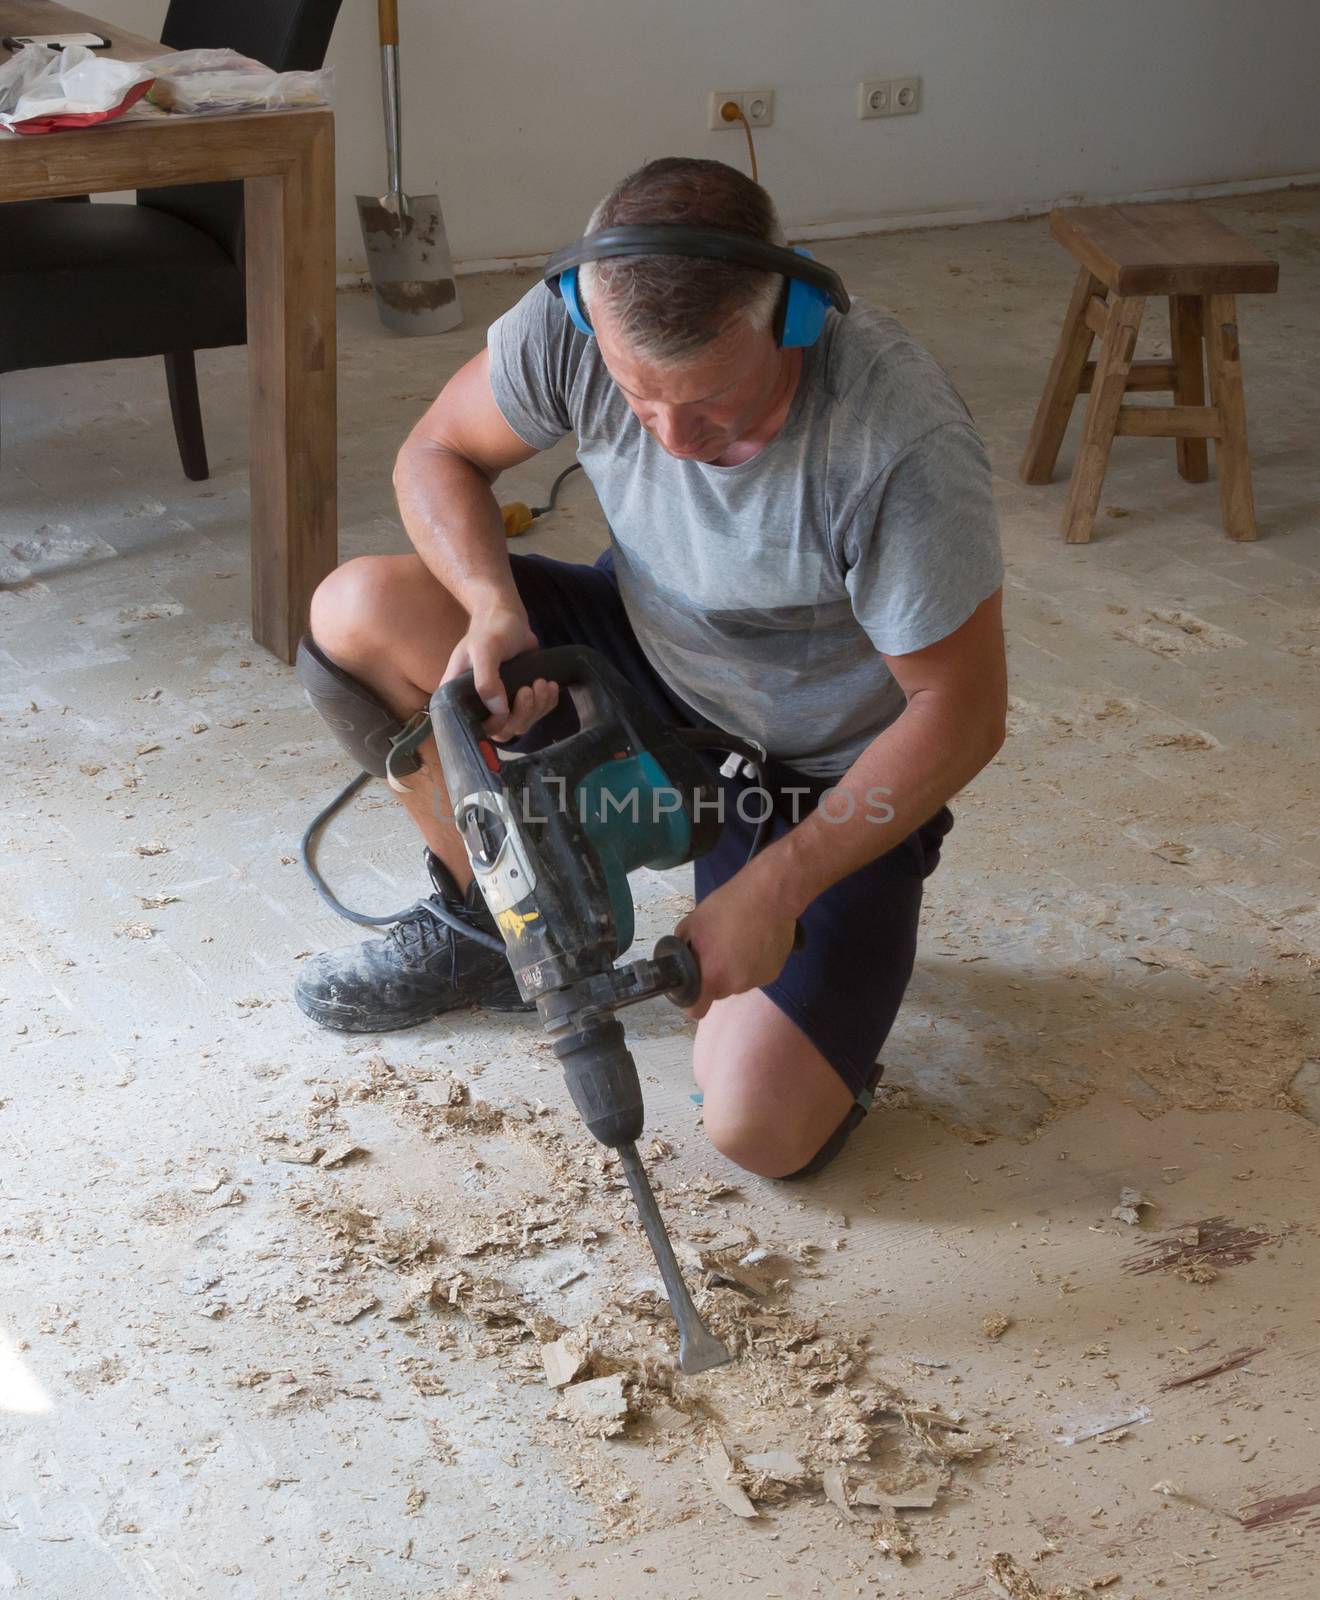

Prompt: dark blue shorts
[{"left": 508, "top": 549, "right": 953, "bottom": 1107}]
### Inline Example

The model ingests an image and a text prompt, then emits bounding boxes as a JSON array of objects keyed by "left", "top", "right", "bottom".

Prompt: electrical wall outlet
[
  {"left": 857, "top": 75, "right": 921, "bottom": 119},
  {"left": 708, "top": 88, "right": 775, "bottom": 131},
  {"left": 743, "top": 88, "right": 774, "bottom": 126},
  {"left": 891, "top": 76, "right": 920, "bottom": 114}
]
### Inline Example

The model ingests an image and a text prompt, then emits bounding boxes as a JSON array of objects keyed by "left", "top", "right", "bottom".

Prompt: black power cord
[
  {"left": 531, "top": 460, "right": 583, "bottom": 518},
  {"left": 301, "top": 725, "right": 776, "bottom": 933}
]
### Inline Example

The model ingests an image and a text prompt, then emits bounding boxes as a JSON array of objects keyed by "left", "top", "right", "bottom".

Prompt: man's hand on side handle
[{"left": 674, "top": 870, "right": 798, "bottom": 1021}]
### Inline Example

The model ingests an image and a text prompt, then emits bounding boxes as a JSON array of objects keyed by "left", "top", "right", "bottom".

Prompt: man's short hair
[{"left": 578, "top": 158, "right": 785, "bottom": 364}]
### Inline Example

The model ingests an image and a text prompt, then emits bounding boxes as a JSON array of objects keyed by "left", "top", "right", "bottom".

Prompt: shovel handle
[{"left": 377, "top": 0, "right": 399, "bottom": 47}]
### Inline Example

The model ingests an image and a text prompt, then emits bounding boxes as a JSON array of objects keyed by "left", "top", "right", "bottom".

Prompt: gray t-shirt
[{"left": 488, "top": 284, "right": 1002, "bottom": 778}]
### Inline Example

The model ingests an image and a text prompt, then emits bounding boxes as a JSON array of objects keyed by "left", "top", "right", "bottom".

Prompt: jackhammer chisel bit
[{"left": 619, "top": 1142, "right": 731, "bottom": 1373}]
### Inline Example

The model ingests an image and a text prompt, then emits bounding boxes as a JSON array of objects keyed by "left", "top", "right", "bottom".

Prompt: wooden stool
[{"left": 1020, "top": 203, "right": 1278, "bottom": 542}]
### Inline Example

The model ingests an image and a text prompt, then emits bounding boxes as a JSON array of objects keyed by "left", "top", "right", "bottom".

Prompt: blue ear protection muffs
[{"left": 542, "top": 224, "right": 850, "bottom": 350}]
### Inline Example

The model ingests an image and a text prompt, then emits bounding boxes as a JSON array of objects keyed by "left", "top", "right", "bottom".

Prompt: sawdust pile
[
  {"left": 986, "top": 1551, "right": 1091, "bottom": 1599},
  {"left": 269, "top": 1053, "right": 1000, "bottom": 1558}
]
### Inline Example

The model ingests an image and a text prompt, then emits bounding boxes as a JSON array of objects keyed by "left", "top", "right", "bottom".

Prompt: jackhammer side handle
[
  {"left": 653, "top": 934, "right": 701, "bottom": 1008},
  {"left": 656, "top": 925, "right": 807, "bottom": 1011}
]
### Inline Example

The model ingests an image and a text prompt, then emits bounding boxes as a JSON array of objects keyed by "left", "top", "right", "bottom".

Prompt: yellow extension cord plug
[
  {"left": 500, "top": 463, "right": 583, "bottom": 538},
  {"left": 500, "top": 502, "right": 536, "bottom": 537}
]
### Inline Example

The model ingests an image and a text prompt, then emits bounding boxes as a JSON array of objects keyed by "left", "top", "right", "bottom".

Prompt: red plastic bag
[
  {"left": 0, "top": 42, "right": 154, "bottom": 135},
  {"left": 8, "top": 76, "right": 152, "bottom": 135}
]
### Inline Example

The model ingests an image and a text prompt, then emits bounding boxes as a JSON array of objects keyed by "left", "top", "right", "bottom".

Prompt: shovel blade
[{"left": 356, "top": 192, "right": 463, "bottom": 337}]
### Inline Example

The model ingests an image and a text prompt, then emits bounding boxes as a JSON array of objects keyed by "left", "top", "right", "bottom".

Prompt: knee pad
[
  {"left": 295, "top": 633, "right": 424, "bottom": 782},
  {"left": 777, "top": 1061, "right": 885, "bottom": 1182}
]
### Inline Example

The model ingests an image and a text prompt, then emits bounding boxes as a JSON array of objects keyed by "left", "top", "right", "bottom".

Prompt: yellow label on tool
[{"left": 496, "top": 906, "right": 541, "bottom": 942}]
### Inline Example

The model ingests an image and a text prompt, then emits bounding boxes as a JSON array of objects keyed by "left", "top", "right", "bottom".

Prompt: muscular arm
[
  {"left": 677, "top": 588, "right": 1007, "bottom": 1016},
  {"left": 748, "top": 587, "right": 1007, "bottom": 914},
  {"left": 394, "top": 349, "right": 555, "bottom": 720},
  {"left": 394, "top": 348, "right": 539, "bottom": 608}
]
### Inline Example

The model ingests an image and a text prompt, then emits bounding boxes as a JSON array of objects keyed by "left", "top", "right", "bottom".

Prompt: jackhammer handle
[
  {"left": 434, "top": 651, "right": 566, "bottom": 715},
  {"left": 436, "top": 647, "right": 625, "bottom": 741},
  {"left": 657, "top": 923, "right": 806, "bottom": 1011},
  {"left": 493, "top": 644, "right": 596, "bottom": 700}
]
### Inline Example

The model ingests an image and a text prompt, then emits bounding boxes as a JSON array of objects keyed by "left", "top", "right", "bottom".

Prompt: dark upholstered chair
[{"left": 0, "top": 0, "right": 343, "bottom": 480}]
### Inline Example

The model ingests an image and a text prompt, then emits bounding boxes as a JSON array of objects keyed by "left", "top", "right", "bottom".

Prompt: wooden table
[{"left": 1, "top": 0, "right": 336, "bottom": 661}]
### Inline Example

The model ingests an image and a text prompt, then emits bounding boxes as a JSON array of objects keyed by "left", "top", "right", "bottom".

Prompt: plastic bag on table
[
  {"left": 0, "top": 42, "right": 154, "bottom": 134},
  {"left": 142, "top": 48, "right": 332, "bottom": 115}
]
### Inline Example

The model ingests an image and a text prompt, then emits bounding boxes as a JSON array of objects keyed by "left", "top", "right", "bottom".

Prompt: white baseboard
[
  {"left": 786, "top": 169, "right": 1320, "bottom": 242},
  {"left": 336, "top": 168, "right": 1320, "bottom": 290}
]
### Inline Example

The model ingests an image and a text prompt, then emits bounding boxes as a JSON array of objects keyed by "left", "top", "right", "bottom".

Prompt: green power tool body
[{"left": 430, "top": 645, "right": 752, "bottom": 1373}]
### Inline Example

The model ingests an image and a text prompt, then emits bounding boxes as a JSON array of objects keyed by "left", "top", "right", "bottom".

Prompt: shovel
[{"left": 356, "top": 0, "right": 462, "bottom": 336}]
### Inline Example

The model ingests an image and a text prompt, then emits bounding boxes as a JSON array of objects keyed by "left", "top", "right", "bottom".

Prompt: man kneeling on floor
[{"left": 294, "top": 157, "right": 1007, "bottom": 1182}]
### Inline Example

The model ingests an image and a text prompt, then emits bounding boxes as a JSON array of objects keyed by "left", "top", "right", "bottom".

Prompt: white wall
[{"left": 102, "top": 0, "right": 1320, "bottom": 272}]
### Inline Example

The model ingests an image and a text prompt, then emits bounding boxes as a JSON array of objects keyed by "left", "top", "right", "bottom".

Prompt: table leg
[
  {"left": 1205, "top": 293, "right": 1257, "bottom": 541},
  {"left": 244, "top": 113, "right": 337, "bottom": 661},
  {"left": 1062, "top": 295, "right": 1144, "bottom": 544},
  {"left": 1020, "top": 266, "right": 1105, "bottom": 485},
  {"left": 1169, "top": 294, "right": 1209, "bottom": 483}
]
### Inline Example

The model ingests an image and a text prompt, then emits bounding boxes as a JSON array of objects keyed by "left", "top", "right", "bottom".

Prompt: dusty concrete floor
[{"left": 2, "top": 188, "right": 1318, "bottom": 1600}]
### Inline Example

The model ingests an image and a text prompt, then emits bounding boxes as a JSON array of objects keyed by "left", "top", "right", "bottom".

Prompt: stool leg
[
  {"left": 1205, "top": 294, "right": 1257, "bottom": 541},
  {"left": 1169, "top": 294, "right": 1208, "bottom": 483},
  {"left": 1020, "top": 266, "right": 1105, "bottom": 484},
  {"left": 1062, "top": 295, "right": 1143, "bottom": 544}
]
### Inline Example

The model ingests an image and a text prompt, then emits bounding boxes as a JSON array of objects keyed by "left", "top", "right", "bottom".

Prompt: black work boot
[{"left": 294, "top": 851, "right": 530, "bottom": 1033}]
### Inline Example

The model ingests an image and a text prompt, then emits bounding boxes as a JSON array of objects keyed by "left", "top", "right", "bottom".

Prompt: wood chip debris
[
  {"left": 1053, "top": 1406, "right": 1152, "bottom": 1446},
  {"left": 1152, "top": 841, "right": 1194, "bottom": 865},
  {"left": 987, "top": 1552, "right": 1089, "bottom": 1599},
  {"left": 540, "top": 1334, "right": 589, "bottom": 1390},
  {"left": 872, "top": 1519, "right": 916, "bottom": 1560},
  {"left": 321, "top": 1289, "right": 379, "bottom": 1325},
  {"left": 1111, "top": 1186, "right": 1153, "bottom": 1226},
  {"left": 553, "top": 1373, "right": 631, "bottom": 1438},
  {"left": 1123, "top": 1217, "right": 1276, "bottom": 1276},
  {"left": 1238, "top": 1481, "right": 1320, "bottom": 1531},
  {"left": 681, "top": 1233, "right": 779, "bottom": 1297},
  {"left": 742, "top": 1450, "right": 807, "bottom": 1482},
  {"left": 1176, "top": 1262, "right": 1219, "bottom": 1284},
  {"left": 271, "top": 1143, "right": 325, "bottom": 1165},
  {"left": 273, "top": 1053, "right": 1002, "bottom": 1549},
  {"left": 1159, "top": 1345, "right": 1264, "bottom": 1390},
  {"left": 854, "top": 1475, "right": 942, "bottom": 1511},
  {"left": 822, "top": 1465, "right": 855, "bottom": 1520},
  {"left": 452, "top": 1203, "right": 568, "bottom": 1259},
  {"left": 703, "top": 1436, "right": 760, "bottom": 1519},
  {"left": 982, "top": 1312, "right": 1013, "bottom": 1339},
  {"left": 319, "top": 1141, "right": 367, "bottom": 1169}
]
